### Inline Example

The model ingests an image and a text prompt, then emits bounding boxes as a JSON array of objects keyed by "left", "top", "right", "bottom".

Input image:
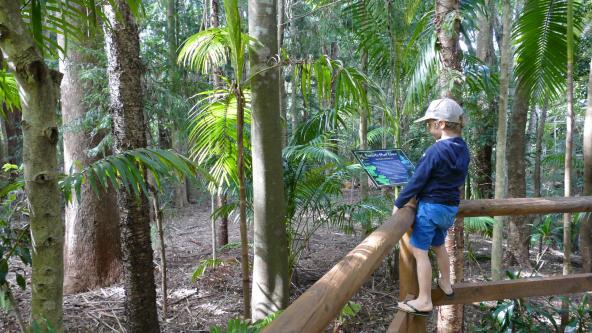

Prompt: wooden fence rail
[
  {"left": 388, "top": 273, "right": 592, "bottom": 332},
  {"left": 262, "top": 196, "right": 592, "bottom": 333}
]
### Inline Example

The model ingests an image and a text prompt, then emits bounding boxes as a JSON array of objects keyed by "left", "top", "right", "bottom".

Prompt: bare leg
[
  {"left": 398, "top": 245, "right": 433, "bottom": 312},
  {"left": 433, "top": 244, "right": 453, "bottom": 294}
]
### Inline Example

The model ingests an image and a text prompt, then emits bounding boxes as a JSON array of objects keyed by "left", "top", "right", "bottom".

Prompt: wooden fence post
[{"left": 399, "top": 228, "right": 427, "bottom": 332}]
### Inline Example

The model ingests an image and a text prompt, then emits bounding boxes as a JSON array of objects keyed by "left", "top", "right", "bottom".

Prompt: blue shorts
[{"left": 410, "top": 202, "right": 459, "bottom": 251}]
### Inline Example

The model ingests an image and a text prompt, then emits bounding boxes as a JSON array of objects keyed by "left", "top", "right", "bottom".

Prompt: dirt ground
[{"left": 0, "top": 193, "right": 586, "bottom": 332}]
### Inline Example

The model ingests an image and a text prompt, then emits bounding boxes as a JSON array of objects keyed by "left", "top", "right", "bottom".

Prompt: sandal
[{"left": 396, "top": 300, "right": 432, "bottom": 317}]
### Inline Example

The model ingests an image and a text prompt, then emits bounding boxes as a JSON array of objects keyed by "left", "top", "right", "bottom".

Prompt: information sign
[{"left": 353, "top": 149, "right": 415, "bottom": 187}]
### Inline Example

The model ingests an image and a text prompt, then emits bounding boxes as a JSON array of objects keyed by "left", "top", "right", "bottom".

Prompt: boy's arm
[{"left": 393, "top": 150, "right": 435, "bottom": 209}]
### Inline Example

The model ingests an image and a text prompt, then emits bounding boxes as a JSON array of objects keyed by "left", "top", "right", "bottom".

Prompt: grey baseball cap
[{"left": 414, "top": 98, "right": 463, "bottom": 123}]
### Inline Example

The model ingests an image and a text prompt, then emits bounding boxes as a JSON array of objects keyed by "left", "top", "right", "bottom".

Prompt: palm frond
[
  {"left": 186, "top": 89, "right": 252, "bottom": 192},
  {"left": 61, "top": 148, "right": 199, "bottom": 203},
  {"left": 513, "top": 0, "right": 585, "bottom": 103}
]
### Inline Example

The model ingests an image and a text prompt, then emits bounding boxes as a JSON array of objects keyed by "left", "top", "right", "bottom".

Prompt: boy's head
[{"left": 415, "top": 98, "right": 464, "bottom": 140}]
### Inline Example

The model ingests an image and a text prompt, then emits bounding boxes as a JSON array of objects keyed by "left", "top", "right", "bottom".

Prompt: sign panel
[{"left": 353, "top": 149, "right": 415, "bottom": 187}]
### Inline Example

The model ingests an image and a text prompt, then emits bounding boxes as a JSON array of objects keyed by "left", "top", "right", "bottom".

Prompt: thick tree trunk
[
  {"left": 102, "top": 2, "right": 160, "bottom": 332},
  {"left": 248, "top": 0, "right": 290, "bottom": 321},
  {"left": 581, "top": 58, "right": 592, "bottom": 272},
  {"left": 506, "top": 82, "right": 532, "bottom": 269},
  {"left": 491, "top": 0, "right": 511, "bottom": 281},
  {"left": 434, "top": 0, "right": 464, "bottom": 331},
  {"left": 0, "top": 1, "right": 63, "bottom": 330},
  {"left": 59, "top": 12, "right": 122, "bottom": 295}
]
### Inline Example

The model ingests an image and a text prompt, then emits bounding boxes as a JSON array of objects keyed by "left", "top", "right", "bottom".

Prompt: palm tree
[
  {"left": 491, "top": 0, "right": 511, "bottom": 281},
  {"left": 179, "top": 0, "right": 253, "bottom": 316}
]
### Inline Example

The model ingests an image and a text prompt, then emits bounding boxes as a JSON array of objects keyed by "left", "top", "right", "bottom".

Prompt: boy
[{"left": 393, "top": 98, "right": 470, "bottom": 316}]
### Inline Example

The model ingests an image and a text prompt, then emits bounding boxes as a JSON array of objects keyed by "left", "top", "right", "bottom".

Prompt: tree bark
[
  {"left": 506, "top": 81, "right": 532, "bottom": 269},
  {"left": 2, "top": 105, "right": 21, "bottom": 164},
  {"left": 235, "top": 86, "right": 251, "bottom": 319},
  {"left": 562, "top": 1, "right": 575, "bottom": 328},
  {"left": 59, "top": 9, "right": 122, "bottom": 295},
  {"left": 472, "top": 0, "right": 495, "bottom": 200},
  {"left": 581, "top": 58, "right": 592, "bottom": 272},
  {"left": 102, "top": 1, "right": 160, "bottom": 331},
  {"left": 248, "top": 0, "right": 290, "bottom": 320},
  {"left": 492, "top": 0, "right": 511, "bottom": 281},
  {"left": 434, "top": 0, "right": 464, "bottom": 331},
  {"left": 216, "top": 192, "right": 229, "bottom": 247},
  {"left": 0, "top": 1, "right": 63, "bottom": 330},
  {"left": 359, "top": 51, "right": 369, "bottom": 200},
  {"left": 167, "top": 0, "right": 189, "bottom": 208},
  {"left": 534, "top": 103, "right": 547, "bottom": 198}
]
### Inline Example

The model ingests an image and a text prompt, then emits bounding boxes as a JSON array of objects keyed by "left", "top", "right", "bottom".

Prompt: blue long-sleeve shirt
[{"left": 394, "top": 137, "right": 470, "bottom": 209}]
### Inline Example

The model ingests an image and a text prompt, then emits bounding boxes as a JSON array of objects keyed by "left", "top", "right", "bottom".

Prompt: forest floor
[{"left": 0, "top": 190, "right": 585, "bottom": 332}]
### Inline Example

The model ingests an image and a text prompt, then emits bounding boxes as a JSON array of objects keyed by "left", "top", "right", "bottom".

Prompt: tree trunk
[
  {"left": 534, "top": 103, "right": 548, "bottom": 198},
  {"left": 102, "top": 2, "right": 160, "bottom": 331},
  {"left": 562, "top": 1, "right": 575, "bottom": 328},
  {"left": 248, "top": 0, "right": 290, "bottom": 320},
  {"left": 3, "top": 105, "right": 22, "bottom": 164},
  {"left": 581, "top": 58, "right": 592, "bottom": 272},
  {"left": 216, "top": 192, "right": 229, "bottom": 247},
  {"left": 434, "top": 0, "right": 463, "bottom": 331},
  {"left": 278, "top": 0, "right": 288, "bottom": 147},
  {"left": 0, "top": 1, "right": 63, "bottom": 330},
  {"left": 506, "top": 81, "right": 532, "bottom": 269},
  {"left": 492, "top": 0, "right": 511, "bottom": 281},
  {"left": 235, "top": 86, "right": 251, "bottom": 319},
  {"left": 359, "top": 51, "right": 369, "bottom": 200},
  {"left": 472, "top": 0, "right": 495, "bottom": 200},
  {"left": 59, "top": 10, "right": 122, "bottom": 295},
  {"left": 167, "top": 0, "right": 189, "bottom": 208}
]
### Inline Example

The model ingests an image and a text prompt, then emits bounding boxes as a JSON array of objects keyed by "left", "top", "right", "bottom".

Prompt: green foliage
[
  {"left": 513, "top": 0, "right": 585, "bottom": 103},
  {"left": 475, "top": 272, "right": 560, "bottom": 332},
  {"left": 61, "top": 148, "right": 199, "bottom": 202},
  {"left": 0, "top": 70, "right": 20, "bottom": 115},
  {"left": 464, "top": 216, "right": 494, "bottom": 238},
  {"left": 337, "top": 301, "right": 362, "bottom": 323},
  {"left": 191, "top": 258, "right": 225, "bottom": 282},
  {"left": 178, "top": 28, "right": 254, "bottom": 77},
  {"left": 186, "top": 89, "right": 252, "bottom": 192},
  {"left": 0, "top": 165, "right": 30, "bottom": 311},
  {"left": 209, "top": 311, "right": 281, "bottom": 332}
]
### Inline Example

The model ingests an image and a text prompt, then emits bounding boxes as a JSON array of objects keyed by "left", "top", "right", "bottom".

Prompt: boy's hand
[{"left": 392, "top": 205, "right": 399, "bottom": 216}]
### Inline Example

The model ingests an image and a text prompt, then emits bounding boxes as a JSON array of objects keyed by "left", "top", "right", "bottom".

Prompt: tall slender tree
[
  {"left": 582, "top": 58, "right": 592, "bottom": 272},
  {"left": 0, "top": 1, "right": 63, "bottom": 330},
  {"left": 248, "top": 0, "right": 290, "bottom": 320},
  {"left": 59, "top": 7, "right": 122, "bottom": 295},
  {"left": 102, "top": 1, "right": 160, "bottom": 331},
  {"left": 434, "top": 0, "right": 464, "bottom": 331},
  {"left": 561, "top": 0, "right": 575, "bottom": 328},
  {"left": 473, "top": 0, "right": 496, "bottom": 200},
  {"left": 563, "top": 0, "right": 574, "bottom": 277},
  {"left": 491, "top": 0, "right": 512, "bottom": 281},
  {"left": 506, "top": 81, "right": 531, "bottom": 268}
]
